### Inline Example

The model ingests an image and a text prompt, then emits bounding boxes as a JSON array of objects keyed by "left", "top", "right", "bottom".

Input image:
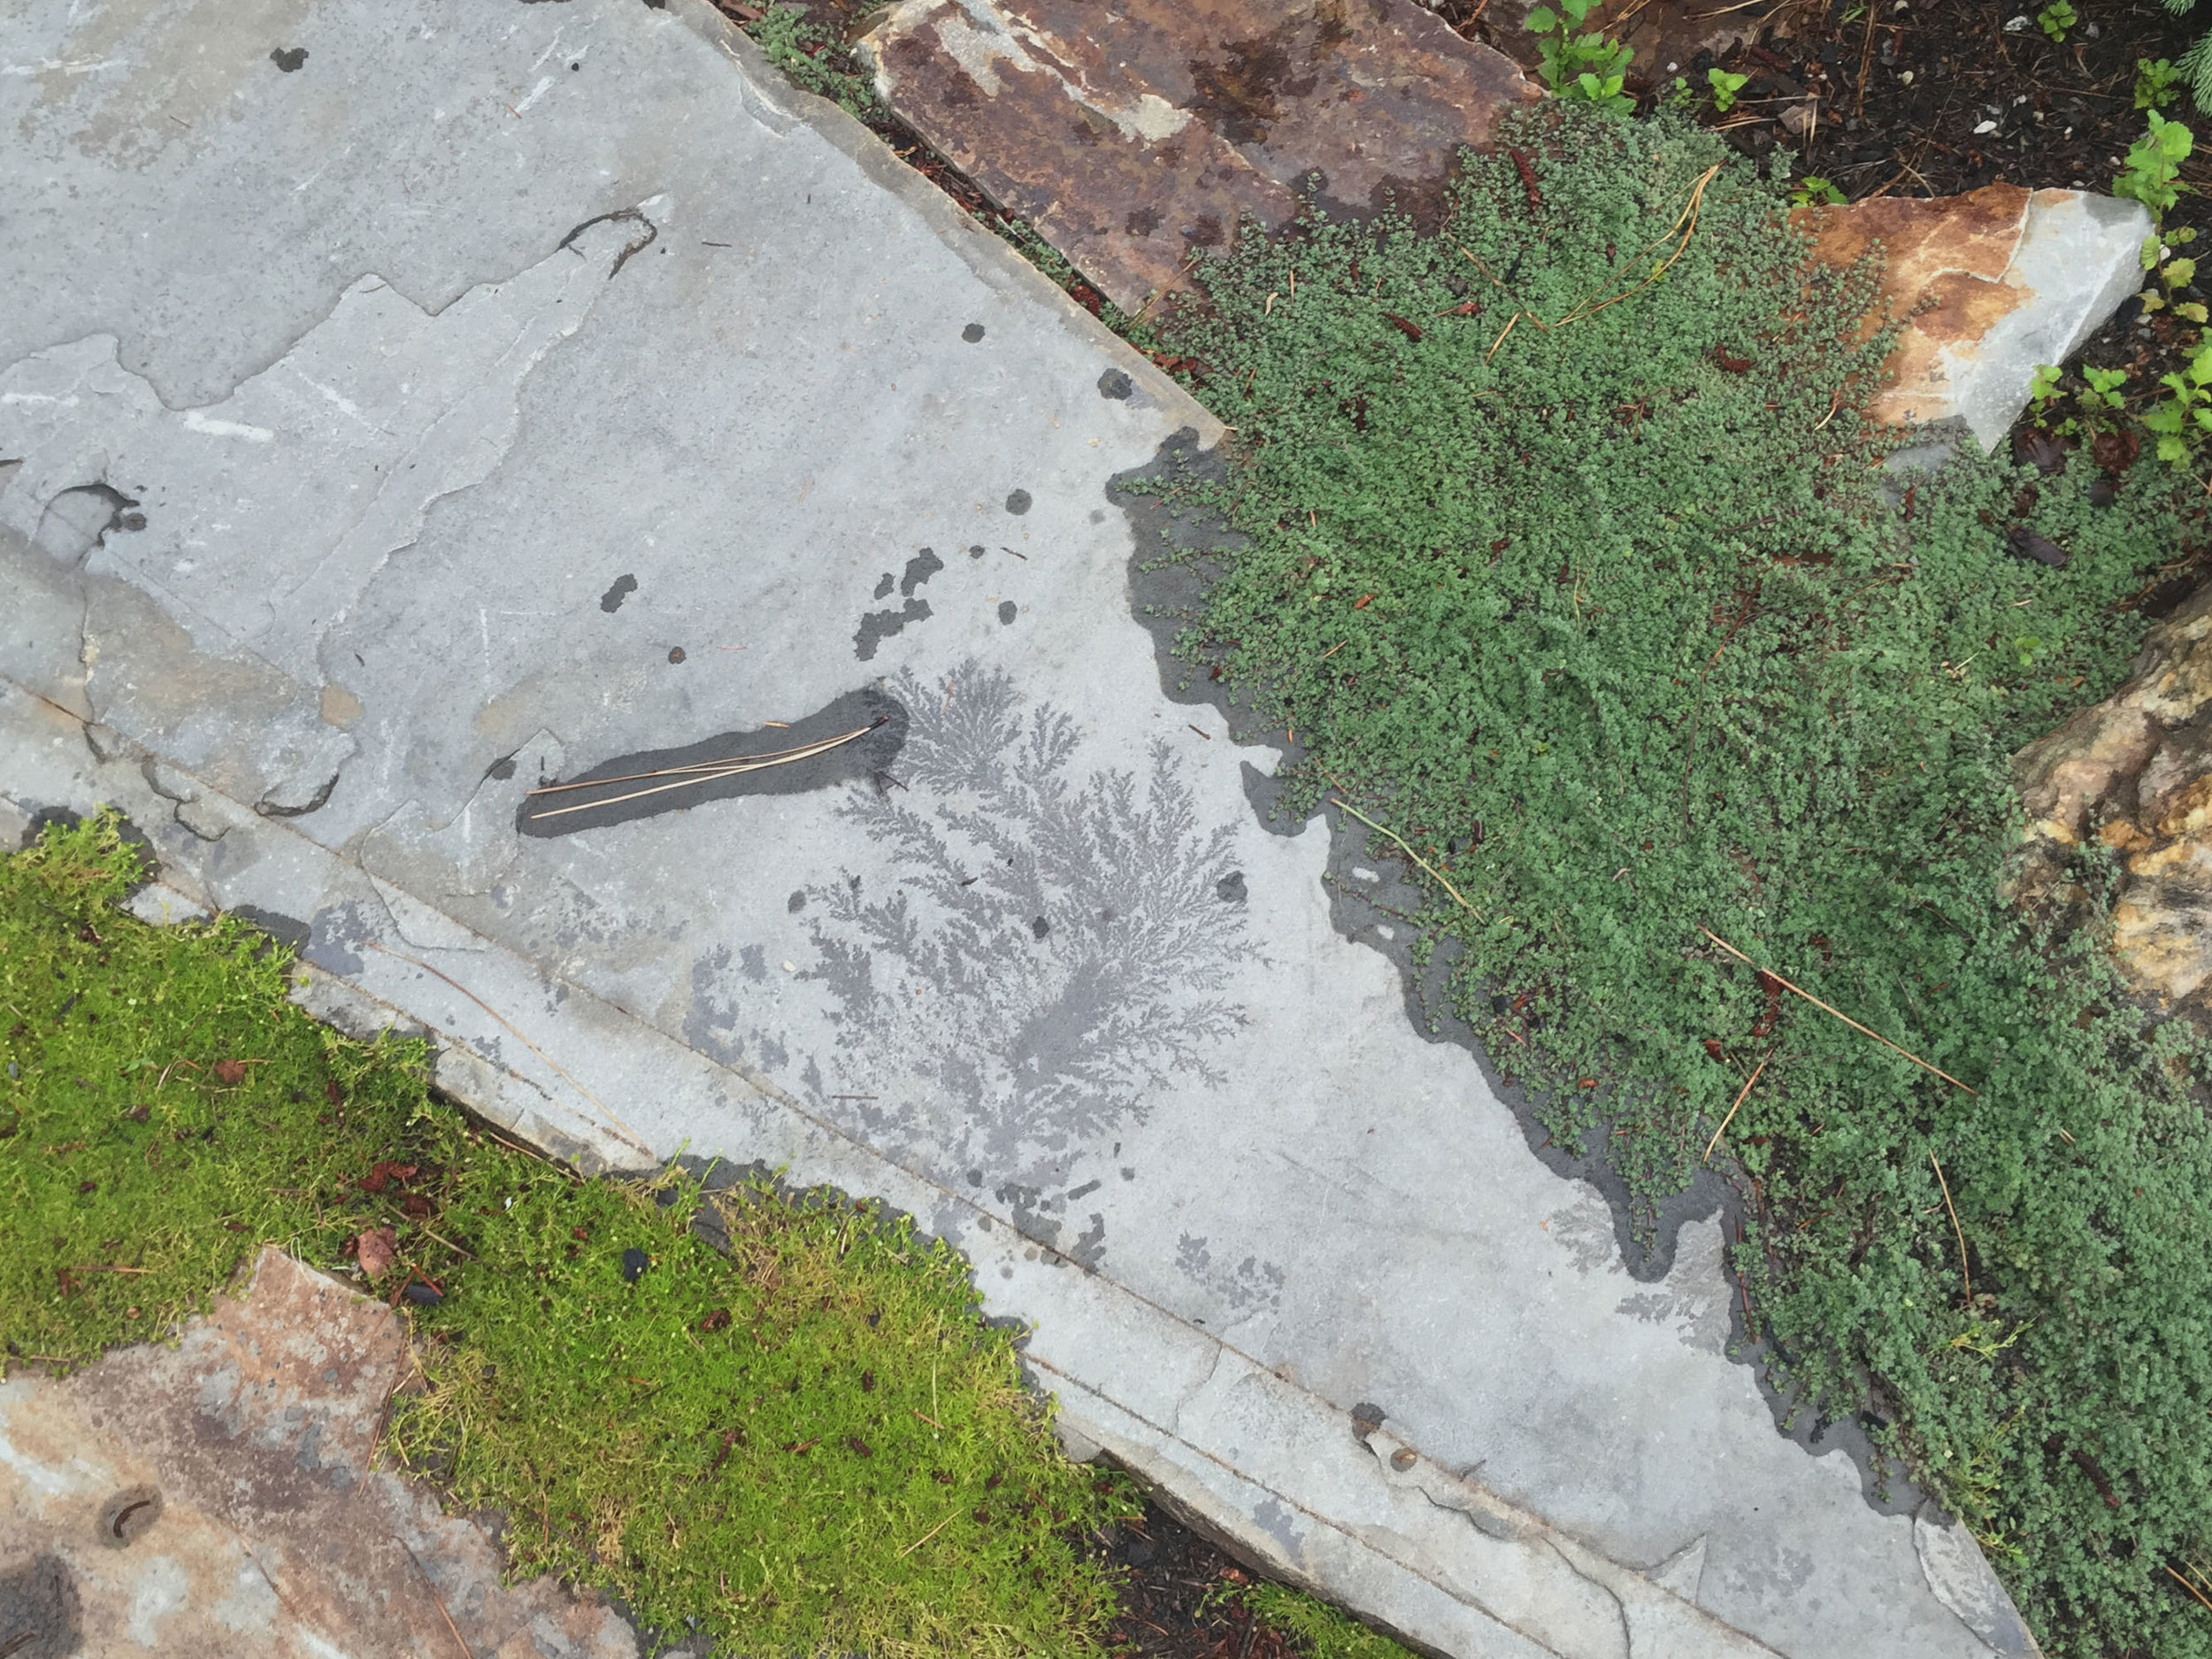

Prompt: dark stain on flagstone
[
  {"left": 516, "top": 687, "right": 907, "bottom": 838},
  {"left": 1109, "top": 426, "right": 1921, "bottom": 1516},
  {"left": 855, "top": 548, "right": 946, "bottom": 660}
]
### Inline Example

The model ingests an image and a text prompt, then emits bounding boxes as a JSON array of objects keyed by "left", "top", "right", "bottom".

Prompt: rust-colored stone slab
[
  {"left": 863, "top": 0, "right": 1540, "bottom": 311},
  {"left": 0, "top": 1248, "right": 636, "bottom": 1658},
  {"left": 1796, "top": 182, "right": 2035, "bottom": 428}
]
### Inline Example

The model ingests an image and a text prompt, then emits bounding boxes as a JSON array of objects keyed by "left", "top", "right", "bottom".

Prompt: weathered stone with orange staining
[
  {"left": 2011, "top": 584, "right": 2212, "bottom": 1012},
  {"left": 0, "top": 1248, "right": 637, "bottom": 1658},
  {"left": 860, "top": 0, "right": 1540, "bottom": 312},
  {"left": 1795, "top": 182, "right": 2147, "bottom": 445}
]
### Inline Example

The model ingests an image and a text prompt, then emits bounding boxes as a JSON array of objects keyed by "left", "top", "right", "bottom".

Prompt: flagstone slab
[
  {"left": 860, "top": 0, "right": 1541, "bottom": 311},
  {"left": 0, "top": 1248, "right": 641, "bottom": 1659},
  {"left": 0, "top": 0, "right": 2034, "bottom": 1654}
]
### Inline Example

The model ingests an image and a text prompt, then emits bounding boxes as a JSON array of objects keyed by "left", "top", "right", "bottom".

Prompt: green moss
[
  {"left": 1150, "top": 103, "right": 2212, "bottom": 1655},
  {"left": 0, "top": 810, "right": 431, "bottom": 1364},
  {"left": 0, "top": 813, "right": 1139, "bottom": 1655},
  {"left": 388, "top": 1163, "right": 1139, "bottom": 1655}
]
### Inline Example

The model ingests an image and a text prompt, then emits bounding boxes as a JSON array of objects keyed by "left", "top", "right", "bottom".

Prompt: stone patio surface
[{"left": 0, "top": 1, "right": 2042, "bottom": 1653}]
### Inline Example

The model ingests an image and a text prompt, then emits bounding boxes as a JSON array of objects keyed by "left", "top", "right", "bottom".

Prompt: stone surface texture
[
  {"left": 859, "top": 0, "right": 1541, "bottom": 311},
  {"left": 1798, "top": 182, "right": 2149, "bottom": 448},
  {"left": 0, "top": 0, "right": 2029, "bottom": 1654},
  {"left": 2010, "top": 581, "right": 2212, "bottom": 1013},
  {"left": 0, "top": 1248, "right": 638, "bottom": 1659}
]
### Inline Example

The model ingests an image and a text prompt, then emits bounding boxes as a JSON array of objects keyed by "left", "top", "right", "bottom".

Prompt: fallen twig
[
  {"left": 400, "top": 1538, "right": 472, "bottom": 1659},
  {"left": 1702, "top": 1048, "right": 1776, "bottom": 1162},
  {"left": 526, "top": 721, "right": 879, "bottom": 819},
  {"left": 1931, "top": 1150, "right": 1970, "bottom": 1304},
  {"left": 1330, "top": 799, "right": 1480, "bottom": 918},
  {"left": 1553, "top": 165, "right": 1721, "bottom": 329},
  {"left": 1696, "top": 927, "right": 1977, "bottom": 1094},
  {"left": 526, "top": 727, "right": 874, "bottom": 796},
  {"left": 2166, "top": 1563, "right": 2212, "bottom": 1616},
  {"left": 898, "top": 1504, "right": 962, "bottom": 1558}
]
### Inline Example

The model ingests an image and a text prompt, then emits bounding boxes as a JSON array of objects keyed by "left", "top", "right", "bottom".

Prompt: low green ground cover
[
  {"left": 0, "top": 814, "right": 1405, "bottom": 1657},
  {"left": 1136, "top": 103, "right": 2212, "bottom": 1656}
]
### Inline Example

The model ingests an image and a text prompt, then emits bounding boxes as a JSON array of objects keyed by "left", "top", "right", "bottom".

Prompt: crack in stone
[
  {"left": 1169, "top": 1342, "right": 1228, "bottom": 1439},
  {"left": 1544, "top": 1536, "right": 1633, "bottom": 1659}
]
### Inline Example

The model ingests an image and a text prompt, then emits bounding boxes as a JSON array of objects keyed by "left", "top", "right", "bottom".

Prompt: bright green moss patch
[
  {"left": 1148, "top": 104, "right": 2212, "bottom": 1655},
  {"left": 0, "top": 810, "right": 430, "bottom": 1365},
  {"left": 1226, "top": 1581, "right": 1422, "bottom": 1659},
  {"left": 0, "top": 813, "right": 1139, "bottom": 1655},
  {"left": 388, "top": 1164, "right": 1138, "bottom": 1656}
]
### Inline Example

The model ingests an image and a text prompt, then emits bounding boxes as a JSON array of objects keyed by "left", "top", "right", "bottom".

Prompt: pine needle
[{"left": 1697, "top": 927, "right": 1978, "bottom": 1095}]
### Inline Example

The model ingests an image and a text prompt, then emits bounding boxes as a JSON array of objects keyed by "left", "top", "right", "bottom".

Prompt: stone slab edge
[
  {"left": 0, "top": 685, "right": 1779, "bottom": 1659},
  {"left": 672, "top": 0, "right": 1222, "bottom": 449}
]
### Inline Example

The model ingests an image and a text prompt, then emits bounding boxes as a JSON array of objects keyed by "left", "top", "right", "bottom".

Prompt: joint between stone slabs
[{"left": 664, "top": 0, "right": 1219, "bottom": 445}]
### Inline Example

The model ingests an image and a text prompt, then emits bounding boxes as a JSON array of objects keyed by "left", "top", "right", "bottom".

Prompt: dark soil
[
  {"left": 1099, "top": 1498, "right": 1309, "bottom": 1659},
  {"left": 1445, "top": 0, "right": 2212, "bottom": 406}
]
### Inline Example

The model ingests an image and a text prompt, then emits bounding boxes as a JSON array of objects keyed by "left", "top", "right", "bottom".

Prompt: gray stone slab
[{"left": 0, "top": 1, "right": 2031, "bottom": 1654}]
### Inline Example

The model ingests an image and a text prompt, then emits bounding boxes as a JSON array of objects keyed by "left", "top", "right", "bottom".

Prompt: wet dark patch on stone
[
  {"left": 17, "top": 805, "right": 157, "bottom": 894},
  {"left": 1215, "top": 871, "right": 1247, "bottom": 902},
  {"left": 484, "top": 753, "right": 518, "bottom": 782},
  {"left": 873, "top": 572, "right": 895, "bottom": 600},
  {"left": 856, "top": 598, "right": 932, "bottom": 660},
  {"left": 963, "top": 322, "right": 987, "bottom": 342},
  {"left": 0, "top": 1552, "right": 81, "bottom": 1659},
  {"left": 269, "top": 46, "right": 308, "bottom": 71},
  {"left": 899, "top": 547, "right": 945, "bottom": 596},
  {"left": 998, "top": 600, "right": 1018, "bottom": 626},
  {"left": 599, "top": 573, "right": 638, "bottom": 612},
  {"left": 1098, "top": 367, "right": 1134, "bottom": 400},
  {"left": 1109, "top": 427, "right": 1919, "bottom": 1518},
  {"left": 517, "top": 687, "right": 908, "bottom": 838},
  {"left": 1004, "top": 489, "right": 1033, "bottom": 516},
  {"left": 228, "top": 905, "right": 313, "bottom": 962}
]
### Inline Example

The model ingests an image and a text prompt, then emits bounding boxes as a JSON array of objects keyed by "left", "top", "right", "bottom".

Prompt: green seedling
[
  {"left": 2147, "top": 337, "right": 2212, "bottom": 463},
  {"left": 2037, "top": 0, "right": 2075, "bottom": 41},
  {"left": 1708, "top": 67, "right": 1749, "bottom": 113},
  {"left": 1789, "top": 175, "right": 1847, "bottom": 207},
  {"left": 1524, "top": 0, "right": 1635, "bottom": 111},
  {"left": 2115, "top": 111, "right": 2195, "bottom": 219},
  {"left": 2138, "top": 56, "right": 2184, "bottom": 111}
]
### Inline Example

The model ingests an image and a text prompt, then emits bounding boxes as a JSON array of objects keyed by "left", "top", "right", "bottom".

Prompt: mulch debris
[{"left": 1101, "top": 1499, "right": 1308, "bottom": 1659}]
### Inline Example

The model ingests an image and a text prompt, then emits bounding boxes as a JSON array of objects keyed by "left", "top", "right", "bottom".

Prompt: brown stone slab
[
  {"left": 0, "top": 1248, "right": 636, "bottom": 1658},
  {"left": 863, "top": 0, "right": 1539, "bottom": 311},
  {"left": 1795, "top": 181, "right": 2037, "bottom": 428}
]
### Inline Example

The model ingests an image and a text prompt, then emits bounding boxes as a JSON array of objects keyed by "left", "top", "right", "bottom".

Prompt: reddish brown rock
[
  {"left": 861, "top": 0, "right": 1540, "bottom": 311},
  {"left": 0, "top": 1248, "right": 637, "bottom": 1658}
]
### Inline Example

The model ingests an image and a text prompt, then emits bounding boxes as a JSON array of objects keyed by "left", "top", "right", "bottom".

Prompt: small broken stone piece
[{"left": 1796, "top": 182, "right": 2149, "bottom": 447}]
